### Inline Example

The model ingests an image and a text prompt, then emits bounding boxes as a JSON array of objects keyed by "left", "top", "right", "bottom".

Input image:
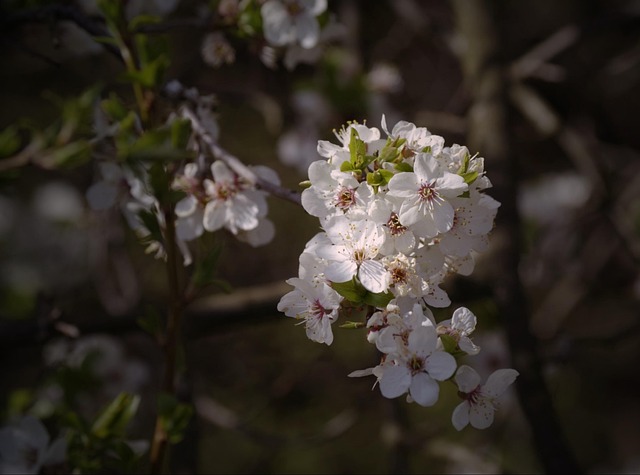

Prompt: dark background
[{"left": 1, "top": 0, "right": 640, "bottom": 473}]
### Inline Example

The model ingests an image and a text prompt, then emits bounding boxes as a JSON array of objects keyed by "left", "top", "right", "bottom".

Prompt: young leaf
[
  {"left": 92, "top": 393, "right": 141, "bottom": 438},
  {"left": 331, "top": 279, "right": 368, "bottom": 304},
  {"left": 157, "top": 393, "right": 194, "bottom": 444}
]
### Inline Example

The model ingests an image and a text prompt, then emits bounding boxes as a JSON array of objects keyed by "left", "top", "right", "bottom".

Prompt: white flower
[
  {"left": 437, "top": 307, "right": 480, "bottom": 355},
  {"left": 202, "top": 161, "right": 267, "bottom": 234},
  {"left": 317, "top": 216, "right": 389, "bottom": 293},
  {"left": 451, "top": 365, "right": 519, "bottom": 430},
  {"left": 261, "top": 0, "right": 327, "bottom": 49},
  {"left": 381, "top": 116, "right": 445, "bottom": 158},
  {"left": 437, "top": 193, "right": 500, "bottom": 257},
  {"left": 387, "top": 153, "right": 468, "bottom": 238},
  {"left": 376, "top": 317, "right": 457, "bottom": 407},
  {"left": 0, "top": 415, "right": 66, "bottom": 474},
  {"left": 301, "top": 160, "right": 373, "bottom": 219},
  {"left": 277, "top": 277, "right": 342, "bottom": 345}
]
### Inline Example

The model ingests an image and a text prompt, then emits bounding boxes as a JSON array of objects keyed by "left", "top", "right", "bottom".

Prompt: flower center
[
  {"left": 334, "top": 186, "right": 356, "bottom": 210},
  {"left": 390, "top": 266, "right": 408, "bottom": 284},
  {"left": 418, "top": 182, "right": 438, "bottom": 202},
  {"left": 386, "top": 212, "right": 407, "bottom": 236},
  {"left": 460, "top": 385, "right": 482, "bottom": 405},
  {"left": 409, "top": 355, "right": 424, "bottom": 374},
  {"left": 310, "top": 299, "right": 330, "bottom": 320}
]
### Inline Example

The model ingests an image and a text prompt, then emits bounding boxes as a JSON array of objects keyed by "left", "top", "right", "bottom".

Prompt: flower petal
[{"left": 409, "top": 372, "right": 440, "bottom": 406}]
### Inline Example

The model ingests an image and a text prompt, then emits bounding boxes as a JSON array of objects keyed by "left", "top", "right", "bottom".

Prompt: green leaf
[
  {"left": 101, "top": 93, "right": 129, "bottom": 121},
  {"left": 363, "top": 290, "right": 393, "bottom": 308},
  {"left": 331, "top": 279, "right": 368, "bottom": 304},
  {"left": 171, "top": 118, "right": 192, "bottom": 150},
  {"left": 157, "top": 393, "right": 193, "bottom": 444},
  {"left": 92, "top": 393, "right": 140, "bottom": 439},
  {"left": 394, "top": 162, "right": 413, "bottom": 173},
  {"left": 191, "top": 244, "right": 224, "bottom": 290},
  {"left": 137, "top": 305, "right": 165, "bottom": 338},
  {"left": 0, "top": 126, "right": 22, "bottom": 158},
  {"left": 348, "top": 127, "right": 367, "bottom": 169},
  {"left": 340, "top": 161, "right": 355, "bottom": 172},
  {"left": 48, "top": 140, "right": 92, "bottom": 168}
]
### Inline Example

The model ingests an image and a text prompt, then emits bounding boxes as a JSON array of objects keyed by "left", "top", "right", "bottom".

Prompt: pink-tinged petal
[
  {"left": 358, "top": 259, "right": 388, "bottom": 293},
  {"left": 324, "top": 260, "right": 358, "bottom": 284},
  {"left": 424, "top": 351, "right": 457, "bottom": 381},
  {"left": 454, "top": 365, "right": 481, "bottom": 393},
  {"left": 451, "top": 402, "right": 470, "bottom": 431},
  {"left": 483, "top": 369, "right": 519, "bottom": 398},
  {"left": 379, "top": 365, "right": 411, "bottom": 399},
  {"left": 469, "top": 399, "right": 495, "bottom": 429},
  {"left": 203, "top": 201, "right": 225, "bottom": 231},
  {"left": 409, "top": 372, "right": 440, "bottom": 407}
]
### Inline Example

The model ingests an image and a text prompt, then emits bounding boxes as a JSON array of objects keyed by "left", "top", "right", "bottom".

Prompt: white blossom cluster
[
  {"left": 278, "top": 116, "right": 518, "bottom": 430},
  {"left": 86, "top": 104, "right": 279, "bottom": 266}
]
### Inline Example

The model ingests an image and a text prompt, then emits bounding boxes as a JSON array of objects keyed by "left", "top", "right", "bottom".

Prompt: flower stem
[{"left": 150, "top": 204, "right": 183, "bottom": 474}]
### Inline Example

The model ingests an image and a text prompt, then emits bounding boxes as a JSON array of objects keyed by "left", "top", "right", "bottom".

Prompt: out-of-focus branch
[
  {"left": 1, "top": 4, "right": 121, "bottom": 59},
  {"left": 165, "top": 81, "right": 302, "bottom": 206},
  {"left": 0, "top": 281, "right": 291, "bottom": 352},
  {"left": 451, "top": 1, "right": 582, "bottom": 473}
]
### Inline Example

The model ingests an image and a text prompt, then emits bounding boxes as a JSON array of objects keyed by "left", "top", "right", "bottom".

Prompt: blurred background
[{"left": 1, "top": 0, "right": 640, "bottom": 473}]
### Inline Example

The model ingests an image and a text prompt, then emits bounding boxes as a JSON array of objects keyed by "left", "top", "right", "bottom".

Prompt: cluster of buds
[{"left": 278, "top": 116, "right": 518, "bottom": 430}]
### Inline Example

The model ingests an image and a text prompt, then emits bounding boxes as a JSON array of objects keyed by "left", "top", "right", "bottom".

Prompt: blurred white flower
[{"left": 0, "top": 415, "right": 66, "bottom": 475}]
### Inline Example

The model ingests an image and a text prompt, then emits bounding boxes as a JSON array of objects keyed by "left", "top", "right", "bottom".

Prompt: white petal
[
  {"left": 483, "top": 369, "right": 519, "bottom": 398},
  {"left": 451, "top": 307, "right": 477, "bottom": 334},
  {"left": 86, "top": 181, "right": 118, "bottom": 210},
  {"left": 451, "top": 402, "right": 470, "bottom": 431},
  {"left": 454, "top": 365, "right": 481, "bottom": 393},
  {"left": 202, "top": 201, "right": 226, "bottom": 231},
  {"left": 409, "top": 372, "right": 440, "bottom": 407},
  {"left": 295, "top": 14, "right": 320, "bottom": 49},
  {"left": 424, "top": 351, "right": 457, "bottom": 381},
  {"left": 379, "top": 365, "right": 411, "bottom": 399},
  {"left": 358, "top": 259, "right": 388, "bottom": 293},
  {"left": 324, "top": 260, "right": 358, "bottom": 284},
  {"left": 469, "top": 400, "right": 495, "bottom": 429},
  {"left": 175, "top": 195, "right": 198, "bottom": 217}
]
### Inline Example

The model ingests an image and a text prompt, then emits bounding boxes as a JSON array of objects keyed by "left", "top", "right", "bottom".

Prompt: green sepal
[
  {"left": 339, "top": 321, "right": 366, "bottom": 329},
  {"left": 298, "top": 180, "right": 312, "bottom": 189},
  {"left": 91, "top": 392, "right": 140, "bottom": 439},
  {"left": 366, "top": 168, "right": 394, "bottom": 190},
  {"left": 439, "top": 333, "right": 459, "bottom": 354},
  {"left": 460, "top": 170, "right": 478, "bottom": 185}
]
